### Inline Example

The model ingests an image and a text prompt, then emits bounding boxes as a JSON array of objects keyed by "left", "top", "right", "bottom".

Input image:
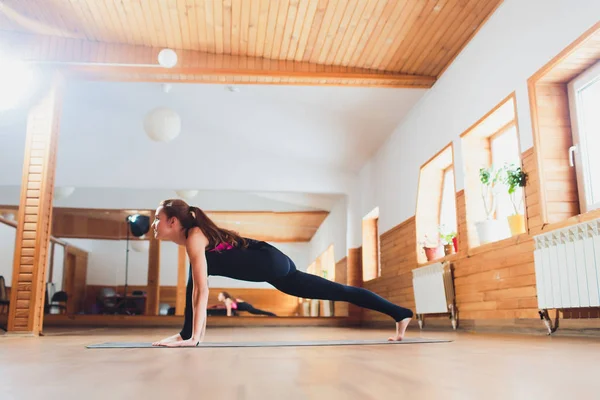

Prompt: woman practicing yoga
[
  {"left": 151, "top": 199, "right": 413, "bottom": 347},
  {"left": 217, "top": 291, "right": 277, "bottom": 317}
]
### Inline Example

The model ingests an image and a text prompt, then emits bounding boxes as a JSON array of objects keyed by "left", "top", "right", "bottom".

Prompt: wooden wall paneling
[
  {"left": 363, "top": 217, "right": 417, "bottom": 323},
  {"left": 8, "top": 72, "right": 63, "bottom": 335}
]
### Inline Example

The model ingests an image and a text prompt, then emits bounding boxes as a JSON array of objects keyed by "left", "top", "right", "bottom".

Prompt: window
[
  {"left": 568, "top": 60, "right": 600, "bottom": 212},
  {"left": 528, "top": 23, "right": 600, "bottom": 228},
  {"left": 362, "top": 207, "right": 380, "bottom": 281},
  {"left": 490, "top": 125, "right": 521, "bottom": 219},
  {"left": 415, "top": 144, "right": 457, "bottom": 263},
  {"left": 440, "top": 167, "right": 457, "bottom": 232},
  {"left": 461, "top": 94, "right": 523, "bottom": 248}
]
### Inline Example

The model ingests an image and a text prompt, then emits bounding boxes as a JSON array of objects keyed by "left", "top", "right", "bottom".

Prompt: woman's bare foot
[
  {"left": 152, "top": 333, "right": 183, "bottom": 346},
  {"left": 388, "top": 317, "right": 411, "bottom": 341}
]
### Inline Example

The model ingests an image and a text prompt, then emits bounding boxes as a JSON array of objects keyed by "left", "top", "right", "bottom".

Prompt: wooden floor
[{"left": 2, "top": 326, "right": 600, "bottom": 399}]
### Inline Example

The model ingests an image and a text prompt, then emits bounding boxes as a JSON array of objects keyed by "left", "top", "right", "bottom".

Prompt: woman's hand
[{"left": 162, "top": 338, "right": 201, "bottom": 347}]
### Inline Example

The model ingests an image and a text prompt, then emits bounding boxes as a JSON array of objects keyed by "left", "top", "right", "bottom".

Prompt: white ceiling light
[
  {"left": 1, "top": 212, "right": 15, "bottom": 221},
  {"left": 158, "top": 49, "right": 178, "bottom": 68},
  {"left": 161, "top": 83, "right": 173, "bottom": 93},
  {"left": 54, "top": 186, "right": 75, "bottom": 201},
  {"left": 143, "top": 107, "right": 181, "bottom": 142},
  {"left": 175, "top": 190, "right": 199, "bottom": 200},
  {"left": 131, "top": 240, "right": 149, "bottom": 253}
]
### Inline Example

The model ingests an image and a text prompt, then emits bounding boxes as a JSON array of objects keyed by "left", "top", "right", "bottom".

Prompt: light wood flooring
[{"left": 1, "top": 326, "right": 600, "bottom": 400}]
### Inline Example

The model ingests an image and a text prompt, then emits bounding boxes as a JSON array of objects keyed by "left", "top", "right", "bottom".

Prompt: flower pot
[
  {"left": 424, "top": 246, "right": 442, "bottom": 261},
  {"left": 475, "top": 219, "right": 506, "bottom": 245},
  {"left": 444, "top": 244, "right": 454, "bottom": 256},
  {"left": 452, "top": 237, "right": 458, "bottom": 253},
  {"left": 507, "top": 214, "right": 526, "bottom": 235}
]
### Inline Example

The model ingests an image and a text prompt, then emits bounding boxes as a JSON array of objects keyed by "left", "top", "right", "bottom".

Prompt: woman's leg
[
  {"left": 268, "top": 257, "right": 412, "bottom": 340},
  {"left": 237, "top": 302, "right": 276, "bottom": 316},
  {"left": 271, "top": 269, "right": 413, "bottom": 322}
]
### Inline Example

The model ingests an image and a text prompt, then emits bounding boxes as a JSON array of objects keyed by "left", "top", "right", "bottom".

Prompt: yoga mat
[{"left": 87, "top": 338, "right": 451, "bottom": 348}]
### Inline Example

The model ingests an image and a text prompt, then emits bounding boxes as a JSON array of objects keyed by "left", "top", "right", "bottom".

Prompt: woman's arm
[
  {"left": 225, "top": 298, "right": 233, "bottom": 316},
  {"left": 165, "top": 227, "right": 209, "bottom": 347}
]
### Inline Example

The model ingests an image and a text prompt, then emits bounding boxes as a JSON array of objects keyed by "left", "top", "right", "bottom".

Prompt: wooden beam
[
  {"left": 346, "top": 247, "right": 363, "bottom": 323},
  {"left": 176, "top": 246, "right": 187, "bottom": 316},
  {"left": 145, "top": 232, "right": 160, "bottom": 316},
  {"left": 1, "top": 31, "right": 436, "bottom": 88},
  {"left": 8, "top": 72, "right": 63, "bottom": 335}
]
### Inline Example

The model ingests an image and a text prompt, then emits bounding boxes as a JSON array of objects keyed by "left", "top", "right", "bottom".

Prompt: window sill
[
  {"left": 466, "top": 232, "right": 530, "bottom": 257},
  {"left": 418, "top": 253, "right": 459, "bottom": 267}
]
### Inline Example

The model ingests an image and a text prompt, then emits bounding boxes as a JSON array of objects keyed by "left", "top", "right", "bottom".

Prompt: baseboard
[
  {"left": 42, "top": 314, "right": 353, "bottom": 328},
  {"left": 361, "top": 317, "right": 600, "bottom": 337}
]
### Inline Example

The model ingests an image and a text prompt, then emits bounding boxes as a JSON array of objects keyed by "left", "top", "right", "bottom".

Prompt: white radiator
[
  {"left": 412, "top": 262, "right": 457, "bottom": 329},
  {"left": 533, "top": 218, "right": 600, "bottom": 310}
]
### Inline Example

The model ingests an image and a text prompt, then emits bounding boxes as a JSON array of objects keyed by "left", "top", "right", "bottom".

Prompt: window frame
[
  {"left": 415, "top": 142, "right": 458, "bottom": 264},
  {"left": 459, "top": 92, "right": 525, "bottom": 249},
  {"left": 567, "top": 59, "right": 600, "bottom": 213}
]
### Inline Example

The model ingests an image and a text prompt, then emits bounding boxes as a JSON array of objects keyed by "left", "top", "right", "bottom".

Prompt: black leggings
[
  {"left": 236, "top": 302, "right": 276, "bottom": 316},
  {"left": 179, "top": 245, "right": 413, "bottom": 339}
]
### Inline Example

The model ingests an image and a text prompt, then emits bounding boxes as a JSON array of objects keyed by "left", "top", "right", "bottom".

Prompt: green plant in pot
[
  {"left": 503, "top": 163, "right": 528, "bottom": 235},
  {"left": 439, "top": 226, "right": 457, "bottom": 255},
  {"left": 475, "top": 166, "right": 505, "bottom": 245}
]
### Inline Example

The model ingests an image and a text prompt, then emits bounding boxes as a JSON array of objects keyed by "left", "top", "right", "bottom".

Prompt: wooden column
[
  {"left": 8, "top": 73, "right": 63, "bottom": 335},
  {"left": 362, "top": 218, "right": 379, "bottom": 281},
  {"left": 175, "top": 245, "right": 187, "bottom": 316},
  {"left": 145, "top": 236, "right": 160, "bottom": 315},
  {"left": 346, "top": 247, "right": 363, "bottom": 323}
]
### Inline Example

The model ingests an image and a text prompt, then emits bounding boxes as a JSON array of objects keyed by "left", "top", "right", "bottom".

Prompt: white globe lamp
[
  {"left": 143, "top": 107, "right": 181, "bottom": 142},
  {"left": 158, "top": 49, "right": 178, "bottom": 68},
  {"left": 54, "top": 186, "right": 75, "bottom": 201},
  {"left": 131, "top": 240, "right": 149, "bottom": 253},
  {"left": 175, "top": 190, "right": 199, "bottom": 200}
]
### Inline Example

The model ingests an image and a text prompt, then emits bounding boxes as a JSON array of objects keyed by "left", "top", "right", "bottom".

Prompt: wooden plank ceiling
[
  {"left": 0, "top": 206, "right": 329, "bottom": 243},
  {"left": 0, "top": 0, "right": 503, "bottom": 88}
]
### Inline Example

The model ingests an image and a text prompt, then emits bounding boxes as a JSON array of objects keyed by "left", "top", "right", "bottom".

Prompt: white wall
[
  {"left": 1, "top": 222, "right": 66, "bottom": 291},
  {"left": 0, "top": 222, "right": 16, "bottom": 285},
  {"left": 356, "top": 0, "right": 600, "bottom": 234},
  {"left": 308, "top": 196, "right": 347, "bottom": 264}
]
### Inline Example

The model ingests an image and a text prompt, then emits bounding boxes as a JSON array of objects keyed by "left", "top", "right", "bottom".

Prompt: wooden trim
[
  {"left": 2, "top": 31, "right": 436, "bottom": 89},
  {"left": 460, "top": 92, "right": 517, "bottom": 138},
  {"left": 380, "top": 216, "right": 416, "bottom": 239},
  {"left": 527, "top": 80, "right": 548, "bottom": 224},
  {"left": 420, "top": 142, "right": 454, "bottom": 171},
  {"left": 489, "top": 121, "right": 516, "bottom": 143},
  {"left": 42, "top": 314, "right": 351, "bottom": 328},
  {"left": 528, "top": 20, "right": 600, "bottom": 84},
  {"left": 0, "top": 217, "right": 17, "bottom": 228}
]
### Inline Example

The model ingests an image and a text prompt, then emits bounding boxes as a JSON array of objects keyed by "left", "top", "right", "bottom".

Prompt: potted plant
[
  {"left": 419, "top": 235, "right": 442, "bottom": 261},
  {"left": 439, "top": 226, "right": 457, "bottom": 255},
  {"left": 503, "top": 163, "right": 528, "bottom": 235},
  {"left": 475, "top": 166, "right": 505, "bottom": 245}
]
